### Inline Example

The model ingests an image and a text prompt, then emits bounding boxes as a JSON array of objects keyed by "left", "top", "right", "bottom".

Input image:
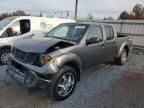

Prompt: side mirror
[{"left": 86, "top": 37, "right": 99, "bottom": 45}]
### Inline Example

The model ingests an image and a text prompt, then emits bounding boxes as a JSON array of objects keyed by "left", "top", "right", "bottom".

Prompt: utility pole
[
  {"left": 66, "top": 11, "right": 69, "bottom": 18},
  {"left": 40, "top": 11, "right": 42, "bottom": 17},
  {"left": 60, "top": 11, "right": 63, "bottom": 18},
  {"left": 75, "top": 0, "right": 78, "bottom": 20}
]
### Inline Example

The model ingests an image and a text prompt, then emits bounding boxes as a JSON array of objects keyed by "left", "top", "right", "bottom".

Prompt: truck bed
[{"left": 116, "top": 33, "right": 133, "bottom": 56}]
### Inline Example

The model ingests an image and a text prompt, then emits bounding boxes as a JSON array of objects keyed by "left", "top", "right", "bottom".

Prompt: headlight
[{"left": 40, "top": 55, "right": 52, "bottom": 64}]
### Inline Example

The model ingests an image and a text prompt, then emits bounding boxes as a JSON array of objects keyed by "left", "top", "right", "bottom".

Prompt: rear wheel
[
  {"left": 51, "top": 66, "right": 77, "bottom": 101},
  {"left": 0, "top": 49, "right": 10, "bottom": 65},
  {"left": 116, "top": 49, "right": 127, "bottom": 65}
]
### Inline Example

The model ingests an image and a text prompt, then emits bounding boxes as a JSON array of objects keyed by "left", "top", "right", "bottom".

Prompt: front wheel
[
  {"left": 116, "top": 49, "right": 127, "bottom": 65},
  {"left": 51, "top": 66, "right": 77, "bottom": 101},
  {"left": 0, "top": 49, "right": 10, "bottom": 65}
]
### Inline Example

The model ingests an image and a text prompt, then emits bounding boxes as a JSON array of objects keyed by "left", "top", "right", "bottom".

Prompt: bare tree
[
  {"left": 133, "top": 4, "right": 144, "bottom": 19},
  {"left": 118, "top": 4, "right": 144, "bottom": 20},
  {"left": 0, "top": 10, "right": 30, "bottom": 20},
  {"left": 118, "top": 11, "right": 130, "bottom": 19}
]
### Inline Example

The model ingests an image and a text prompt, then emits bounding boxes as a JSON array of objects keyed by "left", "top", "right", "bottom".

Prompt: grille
[{"left": 12, "top": 47, "right": 38, "bottom": 65}]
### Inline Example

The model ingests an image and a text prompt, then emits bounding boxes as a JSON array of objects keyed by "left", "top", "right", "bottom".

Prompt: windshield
[
  {"left": 46, "top": 23, "right": 89, "bottom": 43},
  {"left": 0, "top": 17, "right": 16, "bottom": 31}
]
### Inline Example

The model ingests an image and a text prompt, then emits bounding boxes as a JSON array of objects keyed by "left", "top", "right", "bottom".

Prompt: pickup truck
[{"left": 7, "top": 22, "right": 132, "bottom": 100}]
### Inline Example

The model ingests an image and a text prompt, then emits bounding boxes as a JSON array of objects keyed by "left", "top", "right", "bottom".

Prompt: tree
[
  {"left": 13, "top": 10, "right": 28, "bottom": 16},
  {"left": 118, "top": 11, "right": 130, "bottom": 19},
  {"left": 0, "top": 10, "right": 30, "bottom": 20},
  {"left": 118, "top": 4, "right": 144, "bottom": 20},
  {"left": 133, "top": 4, "right": 144, "bottom": 19},
  {"left": 103, "top": 16, "right": 114, "bottom": 20}
]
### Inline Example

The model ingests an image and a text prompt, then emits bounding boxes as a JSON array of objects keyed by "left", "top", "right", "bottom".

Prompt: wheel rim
[
  {"left": 121, "top": 51, "right": 127, "bottom": 64},
  {"left": 57, "top": 72, "right": 75, "bottom": 97},
  {"left": 1, "top": 52, "right": 9, "bottom": 64}
]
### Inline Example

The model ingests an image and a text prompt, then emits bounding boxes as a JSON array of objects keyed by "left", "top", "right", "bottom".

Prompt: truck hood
[{"left": 13, "top": 37, "right": 75, "bottom": 53}]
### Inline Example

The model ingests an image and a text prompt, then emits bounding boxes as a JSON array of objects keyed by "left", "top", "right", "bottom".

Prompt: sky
[{"left": 0, "top": 0, "right": 144, "bottom": 19}]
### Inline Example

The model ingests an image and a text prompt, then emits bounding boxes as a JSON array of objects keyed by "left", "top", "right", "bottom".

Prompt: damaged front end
[
  {"left": 45, "top": 41, "right": 75, "bottom": 54},
  {"left": 6, "top": 61, "right": 53, "bottom": 89},
  {"left": 6, "top": 39, "right": 75, "bottom": 89}
]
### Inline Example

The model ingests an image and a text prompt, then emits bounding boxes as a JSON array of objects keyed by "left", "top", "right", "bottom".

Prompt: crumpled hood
[{"left": 13, "top": 37, "right": 70, "bottom": 53}]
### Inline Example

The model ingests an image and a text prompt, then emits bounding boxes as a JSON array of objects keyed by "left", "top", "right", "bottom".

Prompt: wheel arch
[
  {"left": 63, "top": 61, "right": 81, "bottom": 81},
  {"left": 117, "top": 42, "right": 129, "bottom": 58},
  {"left": 124, "top": 45, "right": 129, "bottom": 57},
  {"left": 53, "top": 53, "right": 82, "bottom": 82}
]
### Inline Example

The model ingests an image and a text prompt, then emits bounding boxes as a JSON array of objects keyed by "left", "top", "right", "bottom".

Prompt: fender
[
  {"left": 116, "top": 41, "right": 128, "bottom": 58},
  {"left": 52, "top": 53, "right": 82, "bottom": 72}
]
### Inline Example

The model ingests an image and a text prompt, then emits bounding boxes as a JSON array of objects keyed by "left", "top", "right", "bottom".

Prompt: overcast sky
[{"left": 0, "top": 0, "right": 144, "bottom": 19}]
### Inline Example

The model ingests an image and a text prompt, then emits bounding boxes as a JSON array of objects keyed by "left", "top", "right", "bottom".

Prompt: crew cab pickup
[{"left": 7, "top": 22, "right": 132, "bottom": 100}]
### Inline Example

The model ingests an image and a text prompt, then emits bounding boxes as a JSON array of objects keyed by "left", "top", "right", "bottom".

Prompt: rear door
[{"left": 103, "top": 26, "right": 117, "bottom": 60}]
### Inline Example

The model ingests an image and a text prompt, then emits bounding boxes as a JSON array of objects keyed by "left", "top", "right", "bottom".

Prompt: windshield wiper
[{"left": 47, "top": 36, "right": 65, "bottom": 40}]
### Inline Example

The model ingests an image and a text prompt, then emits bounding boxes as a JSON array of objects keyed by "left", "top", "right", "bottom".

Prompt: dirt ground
[{"left": 0, "top": 53, "right": 144, "bottom": 108}]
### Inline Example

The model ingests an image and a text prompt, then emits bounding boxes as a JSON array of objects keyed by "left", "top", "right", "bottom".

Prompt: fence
[{"left": 96, "top": 20, "right": 144, "bottom": 47}]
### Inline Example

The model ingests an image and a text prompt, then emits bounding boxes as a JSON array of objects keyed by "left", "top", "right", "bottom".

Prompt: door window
[
  {"left": 104, "top": 26, "right": 114, "bottom": 40},
  {"left": 88, "top": 26, "right": 103, "bottom": 42},
  {"left": 1, "top": 19, "right": 30, "bottom": 37},
  {"left": 20, "top": 20, "right": 30, "bottom": 34}
]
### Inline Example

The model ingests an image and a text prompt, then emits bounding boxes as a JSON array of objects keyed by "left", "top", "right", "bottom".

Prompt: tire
[
  {"left": 116, "top": 49, "right": 127, "bottom": 65},
  {"left": 50, "top": 66, "right": 77, "bottom": 101},
  {"left": 0, "top": 49, "right": 10, "bottom": 65}
]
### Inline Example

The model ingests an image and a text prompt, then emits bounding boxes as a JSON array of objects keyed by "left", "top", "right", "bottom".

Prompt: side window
[
  {"left": 20, "top": 19, "right": 30, "bottom": 34},
  {"left": 88, "top": 26, "right": 103, "bottom": 42},
  {"left": 1, "top": 19, "right": 30, "bottom": 38},
  {"left": 1, "top": 21, "right": 21, "bottom": 37},
  {"left": 104, "top": 26, "right": 114, "bottom": 40}
]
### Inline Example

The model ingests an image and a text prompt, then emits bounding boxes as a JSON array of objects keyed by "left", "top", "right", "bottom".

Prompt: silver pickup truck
[{"left": 7, "top": 22, "right": 132, "bottom": 100}]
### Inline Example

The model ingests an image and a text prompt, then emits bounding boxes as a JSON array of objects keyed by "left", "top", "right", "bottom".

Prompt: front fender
[{"left": 52, "top": 53, "right": 82, "bottom": 70}]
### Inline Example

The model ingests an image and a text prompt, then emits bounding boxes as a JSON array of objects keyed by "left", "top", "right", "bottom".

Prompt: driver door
[
  {"left": 82, "top": 26, "right": 105, "bottom": 67},
  {"left": 0, "top": 20, "right": 31, "bottom": 44}
]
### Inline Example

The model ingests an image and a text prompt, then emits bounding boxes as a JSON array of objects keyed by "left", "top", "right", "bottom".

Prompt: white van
[{"left": 0, "top": 16, "right": 75, "bottom": 65}]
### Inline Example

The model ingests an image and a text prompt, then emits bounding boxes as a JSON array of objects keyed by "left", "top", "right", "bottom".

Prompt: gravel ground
[{"left": 0, "top": 53, "right": 144, "bottom": 108}]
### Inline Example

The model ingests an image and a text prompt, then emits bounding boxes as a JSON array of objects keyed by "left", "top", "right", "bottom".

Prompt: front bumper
[{"left": 6, "top": 63, "right": 53, "bottom": 89}]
